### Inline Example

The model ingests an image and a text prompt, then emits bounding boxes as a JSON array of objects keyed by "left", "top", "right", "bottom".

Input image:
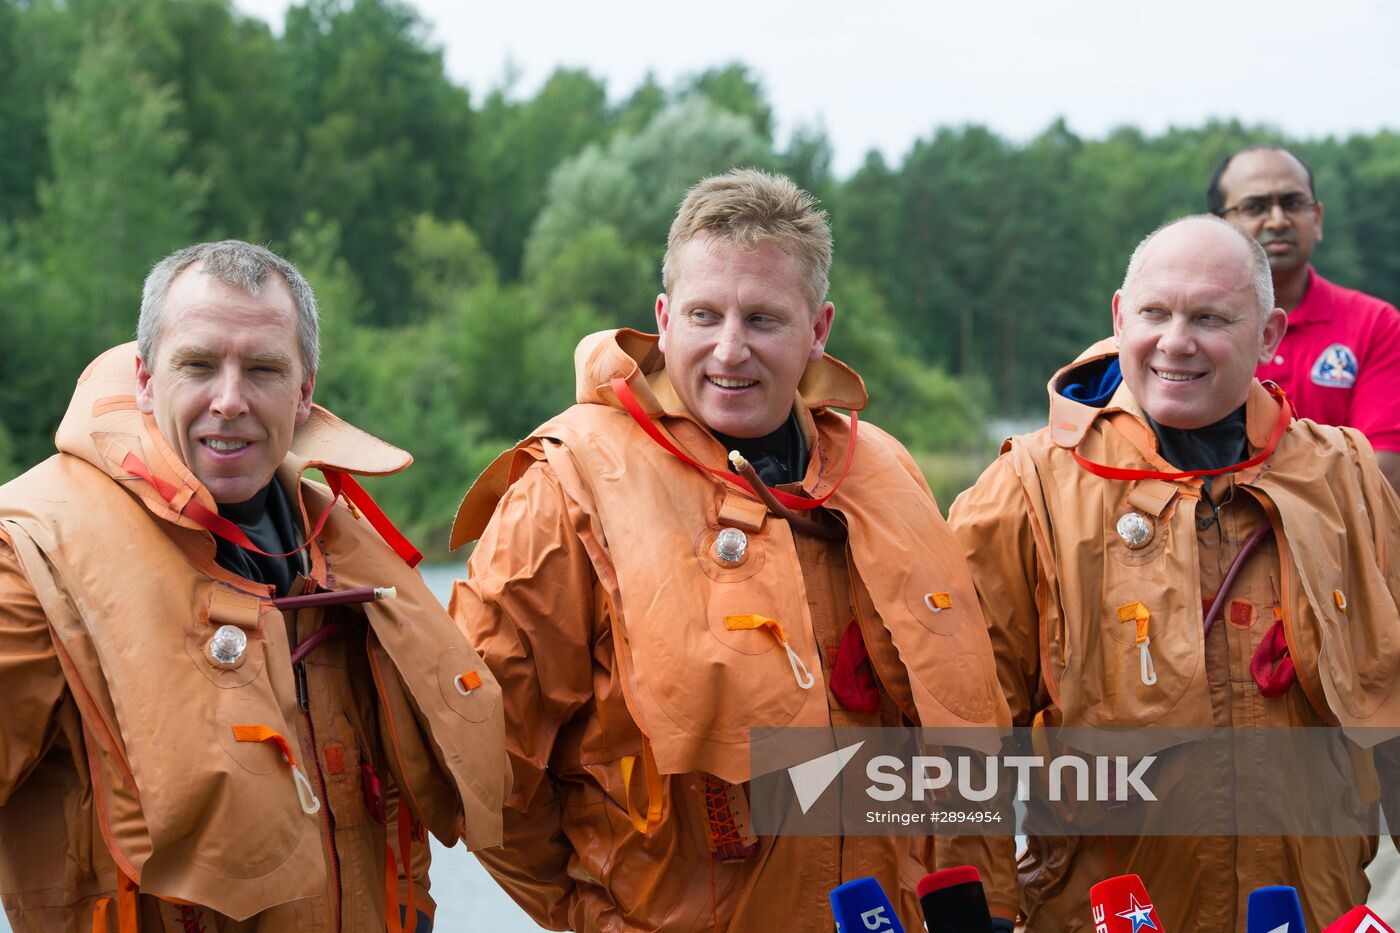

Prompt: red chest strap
[
  {"left": 1071, "top": 384, "right": 1293, "bottom": 482},
  {"left": 610, "top": 376, "right": 857, "bottom": 511},
  {"left": 121, "top": 452, "right": 422, "bottom": 567}
]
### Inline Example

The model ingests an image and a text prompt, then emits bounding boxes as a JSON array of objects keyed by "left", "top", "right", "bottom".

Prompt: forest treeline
[{"left": 4, "top": 0, "right": 1399, "bottom": 541}]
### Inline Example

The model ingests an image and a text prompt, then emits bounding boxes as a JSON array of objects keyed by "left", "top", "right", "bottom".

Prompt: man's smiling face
[
  {"left": 655, "top": 235, "right": 833, "bottom": 438},
  {"left": 1112, "top": 220, "right": 1285, "bottom": 429},
  {"left": 136, "top": 263, "right": 314, "bottom": 504}
]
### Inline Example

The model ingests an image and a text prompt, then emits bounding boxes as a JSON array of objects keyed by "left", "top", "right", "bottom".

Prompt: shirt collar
[{"left": 1286, "top": 266, "right": 1332, "bottom": 325}]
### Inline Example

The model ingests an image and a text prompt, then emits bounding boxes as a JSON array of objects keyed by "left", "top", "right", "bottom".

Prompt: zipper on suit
[{"left": 293, "top": 606, "right": 344, "bottom": 931}]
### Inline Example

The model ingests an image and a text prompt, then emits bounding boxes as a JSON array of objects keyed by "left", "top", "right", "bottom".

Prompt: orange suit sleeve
[
  {"left": 0, "top": 527, "right": 67, "bottom": 806},
  {"left": 448, "top": 461, "right": 596, "bottom": 931},
  {"left": 941, "top": 453, "right": 1053, "bottom": 923},
  {"left": 1350, "top": 432, "right": 1400, "bottom": 848}
]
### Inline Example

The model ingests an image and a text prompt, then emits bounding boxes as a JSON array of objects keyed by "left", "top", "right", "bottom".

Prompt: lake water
[{"left": 4, "top": 564, "right": 1397, "bottom": 930}]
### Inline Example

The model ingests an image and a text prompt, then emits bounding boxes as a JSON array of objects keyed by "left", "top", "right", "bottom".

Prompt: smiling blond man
[
  {"left": 941, "top": 216, "right": 1400, "bottom": 931},
  {"left": 450, "top": 169, "right": 1008, "bottom": 930}
]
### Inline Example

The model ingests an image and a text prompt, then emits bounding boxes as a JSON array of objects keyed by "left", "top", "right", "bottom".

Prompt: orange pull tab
[
  {"left": 455, "top": 670, "right": 483, "bottom": 695},
  {"left": 724, "top": 614, "right": 814, "bottom": 689},
  {"left": 924, "top": 591, "right": 953, "bottom": 612},
  {"left": 232, "top": 724, "right": 321, "bottom": 815},
  {"left": 1116, "top": 602, "right": 1156, "bottom": 686}
]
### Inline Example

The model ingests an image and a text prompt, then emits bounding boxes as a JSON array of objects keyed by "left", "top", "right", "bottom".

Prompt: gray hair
[
  {"left": 138, "top": 240, "right": 320, "bottom": 375},
  {"left": 1120, "top": 214, "right": 1275, "bottom": 319}
]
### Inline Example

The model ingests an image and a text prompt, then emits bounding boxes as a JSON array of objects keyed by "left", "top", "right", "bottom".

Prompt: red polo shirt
[{"left": 1256, "top": 267, "right": 1400, "bottom": 453}]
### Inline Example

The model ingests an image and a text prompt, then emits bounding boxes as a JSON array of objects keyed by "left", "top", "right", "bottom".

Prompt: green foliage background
[{"left": 3, "top": 0, "right": 1398, "bottom": 544}]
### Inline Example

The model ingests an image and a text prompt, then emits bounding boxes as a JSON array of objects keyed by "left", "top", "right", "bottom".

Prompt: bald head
[
  {"left": 1121, "top": 215, "right": 1275, "bottom": 321},
  {"left": 1111, "top": 216, "right": 1287, "bottom": 429}
]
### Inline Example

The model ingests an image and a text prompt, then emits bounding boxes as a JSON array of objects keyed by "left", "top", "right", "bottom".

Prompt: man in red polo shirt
[{"left": 1209, "top": 144, "right": 1400, "bottom": 493}]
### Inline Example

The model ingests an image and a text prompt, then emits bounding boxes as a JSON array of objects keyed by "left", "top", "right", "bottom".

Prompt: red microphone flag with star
[{"left": 1090, "top": 874, "right": 1165, "bottom": 933}]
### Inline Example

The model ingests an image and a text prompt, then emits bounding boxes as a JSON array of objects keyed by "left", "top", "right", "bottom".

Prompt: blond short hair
[{"left": 662, "top": 168, "right": 832, "bottom": 309}]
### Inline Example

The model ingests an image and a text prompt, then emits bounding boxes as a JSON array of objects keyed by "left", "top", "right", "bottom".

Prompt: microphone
[
  {"left": 917, "top": 865, "right": 994, "bottom": 933},
  {"left": 1089, "top": 874, "right": 1165, "bottom": 932},
  {"left": 830, "top": 876, "right": 905, "bottom": 932},
  {"left": 1247, "top": 885, "right": 1308, "bottom": 933},
  {"left": 1322, "top": 907, "right": 1397, "bottom": 933}
]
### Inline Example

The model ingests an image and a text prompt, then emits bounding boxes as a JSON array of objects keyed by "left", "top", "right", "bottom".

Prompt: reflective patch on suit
[{"left": 1310, "top": 343, "right": 1359, "bottom": 388}]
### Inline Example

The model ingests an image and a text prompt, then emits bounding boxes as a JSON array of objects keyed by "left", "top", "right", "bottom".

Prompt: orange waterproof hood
[
  {"left": 55, "top": 343, "right": 413, "bottom": 537},
  {"left": 454, "top": 328, "right": 868, "bottom": 548}
]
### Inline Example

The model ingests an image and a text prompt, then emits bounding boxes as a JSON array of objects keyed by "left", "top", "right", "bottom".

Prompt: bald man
[{"left": 939, "top": 216, "right": 1400, "bottom": 931}]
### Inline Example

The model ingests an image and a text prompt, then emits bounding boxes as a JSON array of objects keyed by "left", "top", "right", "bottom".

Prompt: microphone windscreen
[
  {"left": 830, "top": 876, "right": 905, "bottom": 933},
  {"left": 1322, "top": 906, "right": 1397, "bottom": 933},
  {"left": 918, "top": 866, "right": 993, "bottom": 933},
  {"left": 1089, "top": 873, "right": 1166, "bottom": 933},
  {"left": 1247, "top": 885, "right": 1307, "bottom": 933}
]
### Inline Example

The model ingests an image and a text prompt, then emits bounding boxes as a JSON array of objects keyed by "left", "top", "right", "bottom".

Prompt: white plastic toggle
[
  {"left": 924, "top": 593, "right": 945, "bottom": 613},
  {"left": 209, "top": 624, "right": 248, "bottom": 665},
  {"left": 292, "top": 764, "right": 322, "bottom": 815},
  {"left": 714, "top": 527, "right": 748, "bottom": 566},
  {"left": 1139, "top": 640, "right": 1158, "bottom": 686},
  {"left": 784, "top": 642, "right": 815, "bottom": 690},
  {"left": 1116, "top": 511, "right": 1154, "bottom": 549}
]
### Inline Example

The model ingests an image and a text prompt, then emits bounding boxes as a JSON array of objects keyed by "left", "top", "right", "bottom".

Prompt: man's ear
[
  {"left": 1258, "top": 307, "right": 1288, "bottom": 364},
  {"left": 808, "top": 301, "right": 835, "bottom": 363},
  {"left": 655, "top": 293, "right": 670, "bottom": 353},
  {"left": 1111, "top": 290, "right": 1125, "bottom": 345},
  {"left": 135, "top": 354, "right": 155, "bottom": 414},
  {"left": 295, "top": 371, "right": 316, "bottom": 425}
]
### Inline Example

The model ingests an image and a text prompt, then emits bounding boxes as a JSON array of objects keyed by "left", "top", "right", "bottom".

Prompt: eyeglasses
[{"left": 1218, "top": 194, "right": 1318, "bottom": 220}]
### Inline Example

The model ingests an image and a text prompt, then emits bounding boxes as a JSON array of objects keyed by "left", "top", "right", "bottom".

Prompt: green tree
[
  {"left": 398, "top": 213, "right": 498, "bottom": 322},
  {"left": 2, "top": 27, "right": 204, "bottom": 467},
  {"left": 283, "top": 0, "right": 475, "bottom": 322},
  {"left": 614, "top": 71, "right": 667, "bottom": 135},
  {"left": 529, "top": 224, "right": 656, "bottom": 330},
  {"left": 469, "top": 68, "right": 613, "bottom": 280},
  {"left": 683, "top": 63, "right": 774, "bottom": 142},
  {"left": 523, "top": 98, "right": 774, "bottom": 281}
]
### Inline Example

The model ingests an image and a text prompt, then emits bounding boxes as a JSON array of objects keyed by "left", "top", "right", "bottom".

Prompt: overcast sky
[{"left": 233, "top": 0, "right": 1400, "bottom": 176}]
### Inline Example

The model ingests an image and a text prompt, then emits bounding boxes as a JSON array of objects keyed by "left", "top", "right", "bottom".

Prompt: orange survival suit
[
  {"left": 941, "top": 339, "right": 1400, "bottom": 932},
  {"left": 450, "top": 329, "right": 1011, "bottom": 932},
  {"left": 0, "top": 344, "right": 509, "bottom": 932}
]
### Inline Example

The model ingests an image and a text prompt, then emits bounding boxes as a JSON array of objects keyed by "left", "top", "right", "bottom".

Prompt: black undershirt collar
[
  {"left": 212, "top": 479, "right": 303, "bottom": 597},
  {"left": 1146, "top": 404, "right": 1248, "bottom": 532},
  {"left": 713, "top": 410, "right": 808, "bottom": 486},
  {"left": 1146, "top": 405, "right": 1248, "bottom": 474}
]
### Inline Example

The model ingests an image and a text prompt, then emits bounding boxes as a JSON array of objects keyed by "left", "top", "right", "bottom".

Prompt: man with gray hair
[
  {"left": 940, "top": 216, "right": 1400, "bottom": 930},
  {"left": 0, "top": 240, "right": 508, "bottom": 930},
  {"left": 450, "top": 169, "right": 1008, "bottom": 929}
]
